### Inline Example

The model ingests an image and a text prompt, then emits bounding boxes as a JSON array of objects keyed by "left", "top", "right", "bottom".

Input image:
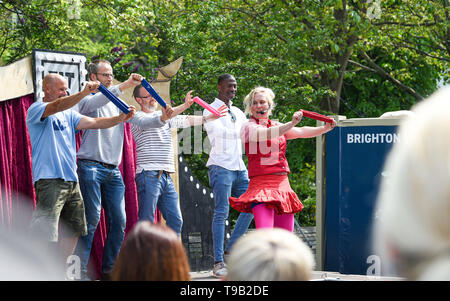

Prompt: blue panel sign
[{"left": 324, "top": 124, "right": 399, "bottom": 275}]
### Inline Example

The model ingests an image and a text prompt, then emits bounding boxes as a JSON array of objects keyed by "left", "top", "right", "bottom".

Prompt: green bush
[{"left": 290, "top": 163, "right": 317, "bottom": 227}]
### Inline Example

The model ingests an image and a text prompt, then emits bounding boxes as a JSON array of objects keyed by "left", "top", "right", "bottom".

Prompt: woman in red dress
[{"left": 229, "top": 87, "right": 336, "bottom": 231}]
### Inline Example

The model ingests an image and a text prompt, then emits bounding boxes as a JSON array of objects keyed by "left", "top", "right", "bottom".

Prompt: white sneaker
[{"left": 213, "top": 262, "right": 227, "bottom": 278}]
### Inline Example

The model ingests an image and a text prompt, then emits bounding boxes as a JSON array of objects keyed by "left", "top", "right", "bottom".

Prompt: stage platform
[
  {"left": 189, "top": 226, "right": 404, "bottom": 281},
  {"left": 190, "top": 270, "right": 404, "bottom": 281}
]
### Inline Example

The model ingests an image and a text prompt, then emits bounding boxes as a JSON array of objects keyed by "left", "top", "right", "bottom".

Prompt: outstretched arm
[
  {"left": 247, "top": 111, "right": 303, "bottom": 142},
  {"left": 285, "top": 119, "right": 337, "bottom": 140},
  {"left": 42, "top": 81, "right": 99, "bottom": 119},
  {"left": 169, "top": 90, "right": 194, "bottom": 118},
  {"left": 118, "top": 73, "right": 144, "bottom": 92},
  {"left": 185, "top": 105, "right": 228, "bottom": 126},
  {"left": 77, "top": 74, "right": 143, "bottom": 114},
  {"left": 76, "top": 106, "right": 136, "bottom": 130}
]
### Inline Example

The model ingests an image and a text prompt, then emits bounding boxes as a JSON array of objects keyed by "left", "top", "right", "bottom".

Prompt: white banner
[
  {"left": 32, "top": 49, "right": 87, "bottom": 102},
  {"left": 0, "top": 56, "right": 34, "bottom": 102}
]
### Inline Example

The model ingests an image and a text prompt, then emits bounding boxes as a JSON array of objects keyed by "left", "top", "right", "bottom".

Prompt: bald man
[{"left": 26, "top": 73, "right": 135, "bottom": 265}]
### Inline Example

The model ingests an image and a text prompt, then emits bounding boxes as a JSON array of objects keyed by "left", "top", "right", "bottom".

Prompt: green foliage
[
  {"left": 291, "top": 163, "right": 317, "bottom": 226},
  {"left": 1, "top": 0, "right": 448, "bottom": 227},
  {"left": 0, "top": 0, "right": 88, "bottom": 63}
]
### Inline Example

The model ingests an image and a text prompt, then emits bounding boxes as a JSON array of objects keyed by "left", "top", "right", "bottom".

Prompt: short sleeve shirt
[{"left": 26, "top": 101, "right": 83, "bottom": 183}]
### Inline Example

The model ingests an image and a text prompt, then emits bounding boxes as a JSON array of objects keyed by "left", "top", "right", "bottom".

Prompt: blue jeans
[
  {"left": 135, "top": 170, "right": 183, "bottom": 236},
  {"left": 74, "top": 160, "right": 126, "bottom": 275},
  {"left": 208, "top": 165, "right": 253, "bottom": 262}
]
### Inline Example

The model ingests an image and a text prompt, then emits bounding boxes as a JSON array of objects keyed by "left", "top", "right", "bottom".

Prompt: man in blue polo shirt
[{"left": 27, "top": 73, "right": 135, "bottom": 265}]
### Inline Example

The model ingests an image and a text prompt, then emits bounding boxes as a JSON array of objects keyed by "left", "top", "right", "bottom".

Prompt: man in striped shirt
[{"left": 131, "top": 85, "right": 226, "bottom": 235}]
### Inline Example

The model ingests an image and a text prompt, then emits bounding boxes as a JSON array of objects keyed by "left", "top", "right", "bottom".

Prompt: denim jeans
[
  {"left": 74, "top": 160, "right": 126, "bottom": 275},
  {"left": 135, "top": 170, "right": 183, "bottom": 236},
  {"left": 208, "top": 165, "right": 254, "bottom": 262}
]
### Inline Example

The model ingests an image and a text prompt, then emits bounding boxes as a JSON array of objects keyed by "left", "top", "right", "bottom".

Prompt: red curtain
[
  {"left": 0, "top": 94, "right": 142, "bottom": 279},
  {"left": 0, "top": 95, "right": 35, "bottom": 230}
]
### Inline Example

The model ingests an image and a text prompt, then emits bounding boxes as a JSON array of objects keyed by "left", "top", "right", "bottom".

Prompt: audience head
[
  {"left": 0, "top": 222, "right": 65, "bottom": 280},
  {"left": 373, "top": 86, "right": 450, "bottom": 280},
  {"left": 111, "top": 221, "right": 191, "bottom": 281},
  {"left": 243, "top": 86, "right": 276, "bottom": 116},
  {"left": 226, "top": 228, "right": 315, "bottom": 281}
]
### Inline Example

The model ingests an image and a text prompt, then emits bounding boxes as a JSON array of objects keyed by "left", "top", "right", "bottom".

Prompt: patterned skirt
[{"left": 229, "top": 174, "right": 304, "bottom": 215}]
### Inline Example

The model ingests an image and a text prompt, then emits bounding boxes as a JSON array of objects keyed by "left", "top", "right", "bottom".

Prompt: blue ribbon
[
  {"left": 141, "top": 79, "right": 167, "bottom": 108},
  {"left": 97, "top": 84, "right": 130, "bottom": 114}
]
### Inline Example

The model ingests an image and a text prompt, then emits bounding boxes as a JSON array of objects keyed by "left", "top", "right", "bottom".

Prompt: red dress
[{"left": 229, "top": 117, "right": 304, "bottom": 214}]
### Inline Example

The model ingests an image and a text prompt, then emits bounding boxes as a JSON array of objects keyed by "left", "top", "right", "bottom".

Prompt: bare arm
[
  {"left": 118, "top": 73, "right": 144, "bottom": 92},
  {"left": 76, "top": 106, "right": 136, "bottom": 130},
  {"left": 169, "top": 90, "right": 194, "bottom": 118},
  {"left": 247, "top": 111, "right": 303, "bottom": 142},
  {"left": 42, "top": 81, "right": 99, "bottom": 119},
  {"left": 285, "top": 119, "right": 337, "bottom": 140}
]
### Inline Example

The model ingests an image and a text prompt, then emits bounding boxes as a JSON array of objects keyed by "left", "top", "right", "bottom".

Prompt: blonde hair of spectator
[
  {"left": 226, "top": 228, "right": 315, "bottom": 281},
  {"left": 374, "top": 86, "right": 450, "bottom": 280}
]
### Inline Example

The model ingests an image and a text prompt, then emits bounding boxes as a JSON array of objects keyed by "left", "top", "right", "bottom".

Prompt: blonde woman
[{"left": 229, "top": 87, "right": 336, "bottom": 231}]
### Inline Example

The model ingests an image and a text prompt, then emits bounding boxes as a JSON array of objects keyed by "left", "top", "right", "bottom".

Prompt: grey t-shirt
[{"left": 76, "top": 85, "right": 165, "bottom": 166}]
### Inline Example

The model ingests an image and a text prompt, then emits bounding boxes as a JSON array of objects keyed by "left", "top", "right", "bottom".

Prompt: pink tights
[{"left": 252, "top": 204, "right": 294, "bottom": 232}]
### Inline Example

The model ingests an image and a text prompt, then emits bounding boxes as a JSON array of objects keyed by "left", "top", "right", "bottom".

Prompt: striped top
[{"left": 131, "top": 110, "right": 189, "bottom": 173}]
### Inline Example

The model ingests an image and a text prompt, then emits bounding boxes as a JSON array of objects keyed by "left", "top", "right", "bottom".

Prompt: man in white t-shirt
[{"left": 203, "top": 74, "right": 254, "bottom": 278}]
